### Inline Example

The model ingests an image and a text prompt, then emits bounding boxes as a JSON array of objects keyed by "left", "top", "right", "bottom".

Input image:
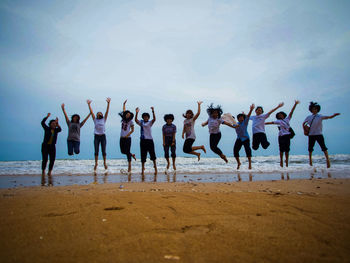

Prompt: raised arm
[
  {"left": 104, "top": 97, "right": 111, "bottom": 121},
  {"left": 123, "top": 99, "right": 127, "bottom": 112},
  {"left": 201, "top": 120, "right": 208, "bottom": 127},
  {"left": 135, "top": 107, "right": 141, "bottom": 125},
  {"left": 151, "top": 107, "right": 156, "bottom": 124},
  {"left": 288, "top": 100, "right": 300, "bottom": 119},
  {"left": 87, "top": 100, "right": 95, "bottom": 120},
  {"left": 193, "top": 101, "right": 203, "bottom": 121},
  {"left": 41, "top": 113, "right": 50, "bottom": 129},
  {"left": 322, "top": 113, "right": 341, "bottom": 120},
  {"left": 80, "top": 112, "right": 91, "bottom": 127},
  {"left": 247, "top": 104, "right": 255, "bottom": 119},
  {"left": 267, "top": 102, "right": 284, "bottom": 117},
  {"left": 55, "top": 118, "right": 62, "bottom": 132},
  {"left": 61, "top": 103, "right": 70, "bottom": 125}
]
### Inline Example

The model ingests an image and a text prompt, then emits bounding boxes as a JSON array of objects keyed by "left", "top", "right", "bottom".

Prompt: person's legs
[
  {"left": 285, "top": 152, "right": 289, "bottom": 167},
  {"left": 164, "top": 140, "right": 170, "bottom": 170},
  {"left": 140, "top": 139, "right": 147, "bottom": 175},
  {"left": 48, "top": 145, "right": 56, "bottom": 176},
  {"left": 101, "top": 135, "right": 107, "bottom": 169},
  {"left": 243, "top": 139, "right": 252, "bottom": 169},
  {"left": 308, "top": 136, "right": 317, "bottom": 166},
  {"left": 41, "top": 143, "right": 49, "bottom": 175},
  {"left": 170, "top": 142, "right": 176, "bottom": 170},
  {"left": 315, "top": 135, "right": 330, "bottom": 168},
  {"left": 234, "top": 139, "right": 243, "bottom": 169},
  {"left": 148, "top": 140, "right": 157, "bottom": 175},
  {"left": 73, "top": 141, "right": 80, "bottom": 155},
  {"left": 278, "top": 136, "right": 284, "bottom": 167},
  {"left": 252, "top": 133, "right": 260, "bottom": 150},
  {"left": 210, "top": 133, "right": 223, "bottom": 156},
  {"left": 67, "top": 140, "right": 74, "bottom": 155},
  {"left": 260, "top": 133, "right": 270, "bottom": 149},
  {"left": 94, "top": 135, "right": 100, "bottom": 170}
]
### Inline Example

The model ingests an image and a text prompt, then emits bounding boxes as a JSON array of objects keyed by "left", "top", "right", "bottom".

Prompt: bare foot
[
  {"left": 173, "top": 164, "right": 176, "bottom": 171},
  {"left": 197, "top": 153, "right": 201, "bottom": 161},
  {"left": 221, "top": 154, "right": 228, "bottom": 163},
  {"left": 104, "top": 163, "right": 108, "bottom": 170},
  {"left": 201, "top": 146, "right": 206, "bottom": 153},
  {"left": 237, "top": 162, "right": 241, "bottom": 170},
  {"left": 248, "top": 164, "right": 252, "bottom": 170},
  {"left": 48, "top": 170, "right": 52, "bottom": 176},
  {"left": 280, "top": 161, "right": 283, "bottom": 167},
  {"left": 327, "top": 162, "right": 331, "bottom": 168},
  {"left": 166, "top": 163, "right": 170, "bottom": 170},
  {"left": 94, "top": 164, "right": 98, "bottom": 171},
  {"left": 132, "top": 154, "right": 136, "bottom": 161}
]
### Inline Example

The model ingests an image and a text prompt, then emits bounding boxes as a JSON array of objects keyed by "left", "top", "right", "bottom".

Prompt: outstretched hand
[
  {"left": 47, "top": 113, "right": 51, "bottom": 118},
  {"left": 250, "top": 104, "right": 255, "bottom": 110},
  {"left": 334, "top": 113, "right": 341, "bottom": 116},
  {"left": 87, "top": 100, "right": 92, "bottom": 105},
  {"left": 197, "top": 101, "right": 203, "bottom": 105},
  {"left": 295, "top": 100, "right": 300, "bottom": 105},
  {"left": 123, "top": 99, "right": 127, "bottom": 105},
  {"left": 278, "top": 102, "right": 284, "bottom": 107},
  {"left": 151, "top": 106, "right": 154, "bottom": 111},
  {"left": 106, "top": 97, "right": 111, "bottom": 103},
  {"left": 135, "top": 107, "right": 140, "bottom": 113},
  {"left": 61, "top": 103, "right": 65, "bottom": 109}
]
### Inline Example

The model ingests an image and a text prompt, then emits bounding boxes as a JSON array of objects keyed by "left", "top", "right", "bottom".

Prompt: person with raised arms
[{"left": 87, "top": 98, "right": 111, "bottom": 171}]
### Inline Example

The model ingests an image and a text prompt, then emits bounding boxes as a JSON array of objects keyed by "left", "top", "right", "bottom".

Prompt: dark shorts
[
  {"left": 140, "top": 139, "right": 156, "bottom": 163},
  {"left": 308, "top": 135, "right": 328, "bottom": 152},
  {"left": 67, "top": 140, "right": 80, "bottom": 155},
  {"left": 120, "top": 137, "right": 132, "bottom": 161},
  {"left": 164, "top": 136, "right": 176, "bottom": 158},
  {"left": 278, "top": 135, "right": 291, "bottom": 153},
  {"left": 234, "top": 139, "right": 252, "bottom": 157},
  {"left": 252, "top": 132, "right": 270, "bottom": 150},
  {"left": 183, "top": 138, "right": 195, "bottom": 154}
]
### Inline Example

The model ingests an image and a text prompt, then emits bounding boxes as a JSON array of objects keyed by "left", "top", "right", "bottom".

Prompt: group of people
[{"left": 41, "top": 99, "right": 340, "bottom": 177}]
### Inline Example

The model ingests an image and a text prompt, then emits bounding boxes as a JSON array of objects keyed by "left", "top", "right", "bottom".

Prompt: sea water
[{"left": 0, "top": 154, "right": 349, "bottom": 188}]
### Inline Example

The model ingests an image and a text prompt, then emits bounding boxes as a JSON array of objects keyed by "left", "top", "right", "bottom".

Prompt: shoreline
[
  {"left": 0, "top": 170, "right": 348, "bottom": 188},
  {"left": 0, "top": 178, "right": 349, "bottom": 262}
]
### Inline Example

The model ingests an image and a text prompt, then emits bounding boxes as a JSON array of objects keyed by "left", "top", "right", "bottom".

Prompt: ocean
[{"left": 0, "top": 154, "right": 349, "bottom": 188}]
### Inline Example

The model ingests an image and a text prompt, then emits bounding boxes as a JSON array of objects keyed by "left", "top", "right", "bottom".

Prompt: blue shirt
[{"left": 235, "top": 118, "right": 249, "bottom": 141}]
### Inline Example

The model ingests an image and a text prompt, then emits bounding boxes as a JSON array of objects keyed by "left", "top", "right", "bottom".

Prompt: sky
[{"left": 0, "top": 0, "right": 349, "bottom": 161}]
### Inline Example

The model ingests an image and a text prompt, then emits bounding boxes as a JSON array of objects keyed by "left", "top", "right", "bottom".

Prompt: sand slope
[{"left": 0, "top": 179, "right": 350, "bottom": 262}]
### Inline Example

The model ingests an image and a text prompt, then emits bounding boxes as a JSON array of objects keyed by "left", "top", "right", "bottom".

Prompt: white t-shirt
[
  {"left": 250, "top": 114, "right": 269, "bottom": 134},
  {"left": 120, "top": 120, "right": 134, "bottom": 138},
  {"left": 208, "top": 117, "right": 224, "bottom": 134},
  {"left": 140, "top": 120, "right": 153, "bottom": 140},
  {"left": 273, "top": 117, "right": 291, "bottom": 136},
  {"left": 304, "top": 114, "right": 327, "bottom": 135},
  {"left": 184, "top": 118, "right": 196, "bottom": 140},
  {"left": 94, "top": 118, "right": 106, "bottom": 135}
]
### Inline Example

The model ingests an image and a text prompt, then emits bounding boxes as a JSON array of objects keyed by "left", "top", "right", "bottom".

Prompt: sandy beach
[{"left": 0, "top": 178, "right": 350, "bottom": 262}]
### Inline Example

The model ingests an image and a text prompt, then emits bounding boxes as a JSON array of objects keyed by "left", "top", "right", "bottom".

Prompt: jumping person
[
  {"left": 233, "top": 104, "right": 255, "bottom": 170},
  {"left": 41, "top": 113, "right": 61, "bottom": 177},
  {"left": 182, "top": 101, "right": 206, "bottom": 161},
  {"left": 303, "top": 102, "right": 340, "bottom": 168},
  {"left": 135, "top": 106, "right": 157, "bottom": 176},
  {"left": 266, "top": 100, "right": 300, "bottom": 167},
  {"left": 163, "top": 114, "right": 177, "bottom": 172},
  {"left": 201, "top": 104, "right": 237, "bottom": 163},
  {"left": 61, "top": 103, "right": 91, "bottom": 155},
  {"left": 119, "top": 99, "right": 136, "bottom": 174},
  {"left": 250, "top": 102, "right": 284, "bottom": 151},
  {"left": 87, "top": 98, "right": 111, "bottom": 171}
]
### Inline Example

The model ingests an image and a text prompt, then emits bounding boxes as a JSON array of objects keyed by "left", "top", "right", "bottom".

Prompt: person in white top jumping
[
  {"left": 266, "top": 100, "right": 300, "bottom": 167},
  {"left": 303, "top": 102, "right": 340, "bottom": 168},
  {"left": 87, "top": 98, "right": 111, "bottom": 171}
]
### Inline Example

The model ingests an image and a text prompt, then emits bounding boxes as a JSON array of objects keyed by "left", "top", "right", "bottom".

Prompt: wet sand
[{"left": 0, "top": 178, "right": 350, "bottom": 262}]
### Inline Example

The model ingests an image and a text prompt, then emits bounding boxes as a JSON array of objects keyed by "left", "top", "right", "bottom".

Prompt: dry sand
[{"left": 0, "top": 178, "right": 350, "bottom": 262}]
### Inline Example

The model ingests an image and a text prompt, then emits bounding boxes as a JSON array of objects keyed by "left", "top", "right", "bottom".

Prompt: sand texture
[{"left": 0, "top": 178, "right": 350, "bottom": 262}]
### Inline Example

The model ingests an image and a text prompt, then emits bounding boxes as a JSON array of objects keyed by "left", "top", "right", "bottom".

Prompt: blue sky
[{"left": 0, "top": 0, "right": 349, "bottom": 161}]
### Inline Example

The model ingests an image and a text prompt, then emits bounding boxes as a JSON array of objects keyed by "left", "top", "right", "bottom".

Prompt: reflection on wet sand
[
  {"left": 166, "top": 172, "right": 177, "bottom": 183},
  {"left": 41, "top": 174, "right": 53, "bottom": 187},
  {"left": 281, "top": 173, "right": 290, "bottom": 180}
]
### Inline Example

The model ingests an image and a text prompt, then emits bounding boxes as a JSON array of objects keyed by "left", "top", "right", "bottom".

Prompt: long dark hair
[
  {"left": 119, "top": 110, "right": 134, "bottom": 122},
  {"left": 206, "top": 103, "right": 223, "bottom": 118}
]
